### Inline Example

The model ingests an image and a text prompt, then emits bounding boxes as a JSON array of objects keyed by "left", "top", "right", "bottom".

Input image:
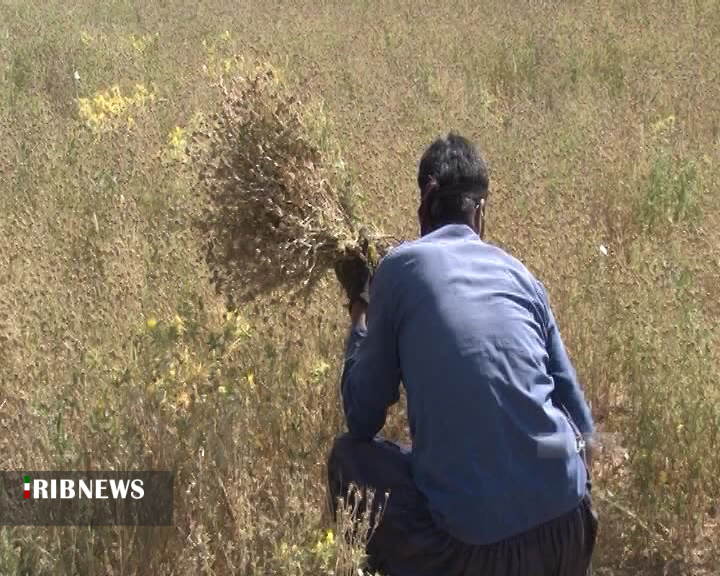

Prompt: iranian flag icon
[{"left": 24, "top": 475, "right": 30, "bottom": 499}]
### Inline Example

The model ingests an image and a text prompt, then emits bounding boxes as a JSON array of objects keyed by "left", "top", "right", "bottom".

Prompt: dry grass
[
  {"left": 1, "top": 0, "right": 720, "bottom": 574},
  {"left": 191, "top": 62, "right": 368, "bottom": 306}
]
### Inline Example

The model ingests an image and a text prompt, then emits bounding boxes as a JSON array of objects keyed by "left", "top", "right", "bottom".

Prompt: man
[{"left": 329, "top": 133, "right": 597, "bottom": 576}]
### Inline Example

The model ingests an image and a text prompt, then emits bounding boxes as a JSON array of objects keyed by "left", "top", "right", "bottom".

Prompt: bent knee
[{"left": 329, "top": 433, "right": 370, "bottom": 465}]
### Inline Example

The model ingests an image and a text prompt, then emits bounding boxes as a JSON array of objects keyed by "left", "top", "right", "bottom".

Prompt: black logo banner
[{"left": 0, "top": 471, "right": 174, "bottom": 526}]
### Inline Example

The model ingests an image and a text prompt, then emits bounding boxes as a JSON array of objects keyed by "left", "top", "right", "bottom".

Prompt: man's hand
[
  {"left": 334, "top": 230, "right": 373, "bottom": 311},
  {"left": 349, "top": 300, "right": 368, "bottom": 329},
  {"left": 334, "top": 253, "right": 370, "bottom": 307},
  {"left": 584, "top": 436, "right": 595, "bottom": 470}
]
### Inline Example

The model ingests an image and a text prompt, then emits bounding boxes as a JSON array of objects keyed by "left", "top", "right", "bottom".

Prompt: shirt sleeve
[
  {"left": 341, "top": 256, "right": 402, "bottom": 441},
  {"left": 536, "top": 282, "right": 595, "bottom": 437}
]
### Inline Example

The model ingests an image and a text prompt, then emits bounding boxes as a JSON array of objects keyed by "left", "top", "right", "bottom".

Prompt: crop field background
[{"left": 1, "top": 0, "right": 720, "bottom": 574}]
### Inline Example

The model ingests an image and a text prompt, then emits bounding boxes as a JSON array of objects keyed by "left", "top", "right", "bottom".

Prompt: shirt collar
[{"left": 424, "top": 223, "right": 480, "bottom": 241}]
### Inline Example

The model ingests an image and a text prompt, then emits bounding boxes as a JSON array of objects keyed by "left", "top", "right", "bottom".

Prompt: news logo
[
  {"left": 2, "top": 471, "right": 173, "bottom": 526},
  {"left": 23, "top": 475, "right": 145, "bottom": 500}
]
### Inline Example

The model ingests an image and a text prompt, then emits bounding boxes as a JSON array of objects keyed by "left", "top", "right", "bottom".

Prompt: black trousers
[{"left": 327, "top": 435, "right": 598, "bottom": 576}]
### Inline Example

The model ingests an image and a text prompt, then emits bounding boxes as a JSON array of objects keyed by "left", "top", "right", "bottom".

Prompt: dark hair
[{"left": 417, "top": 133, "right": 489, "bottom": 228}]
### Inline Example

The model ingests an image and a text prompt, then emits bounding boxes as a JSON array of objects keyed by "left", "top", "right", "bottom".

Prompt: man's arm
[
  {"left": 536, "top": 282, "right": 595, "bottom": 438},
  {"left": 341, "top": 257, "right": 401, "bottom": 441}
]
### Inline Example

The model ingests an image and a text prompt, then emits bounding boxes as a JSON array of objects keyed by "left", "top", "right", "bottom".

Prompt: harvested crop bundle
[{"left": 192, "top": 62, "right": 393, "bottom": 306}]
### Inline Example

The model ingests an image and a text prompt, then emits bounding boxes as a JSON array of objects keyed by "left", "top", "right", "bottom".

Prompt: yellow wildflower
[
  {"left": 131, "top": 34, "right": 146, "bottom": 53},
  {"left": 169, "top": 314, "right": 186, "bottom": 337},
  {"left": 133, "top": 84, "right": 153, "bottom": 105},
  {"left": 228, "top": 313, "right": 251, "bottom": 338},
  {"left": 311, "top": 360, "right": 331, "bottom": 377},
  {"left": 652, "top": 115, "right": 675, "bottom": 133},
  {"left": 146, "top": 317, "right": 158, "bottom": 330},
  {"left": 77, "top": 83, "right": 153, "bottom": 131},
  {"left": 169, "top": 126, "right": 186, "bottom": 150}
]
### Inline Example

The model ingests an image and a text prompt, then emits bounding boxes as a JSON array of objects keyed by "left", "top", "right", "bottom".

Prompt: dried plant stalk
[{"left": 192, "top": 62, "right": 394, "bottom": 306}]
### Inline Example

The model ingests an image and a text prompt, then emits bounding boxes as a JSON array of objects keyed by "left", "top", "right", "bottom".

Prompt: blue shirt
[{"left": 341, "top": 223, "right": 594, "bottom": 546}]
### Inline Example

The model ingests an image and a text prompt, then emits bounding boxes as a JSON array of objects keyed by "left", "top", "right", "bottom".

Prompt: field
[{"left": 1, "top": 0, "right": 720, "bottom": 574}]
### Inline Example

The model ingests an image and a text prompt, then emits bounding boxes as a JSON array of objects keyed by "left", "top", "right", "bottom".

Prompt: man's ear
[
  {"left": 418, "top": 179, "right": 438, "bottom": 237},
  {"left": 476, "top": 199, "right": 486, "bottom": 239}
]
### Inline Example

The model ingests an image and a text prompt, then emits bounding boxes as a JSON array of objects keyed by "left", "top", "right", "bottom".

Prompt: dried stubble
[{"left": 2, "top": 0, "right": 720, "bottom": 574}]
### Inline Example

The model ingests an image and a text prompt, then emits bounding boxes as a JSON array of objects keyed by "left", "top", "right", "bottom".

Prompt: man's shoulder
[
  {"left": 489, "top": 244, "right": 546, "bottom": 296},
  {"left": 376, "top": 235, "right": 444, "bottom": 274},
  {"left": 486, "top": 242, "right": 537, "bottom": 277},
  {"left": 382, "top": 224, "right": 478, "bottom": 259},
  {"left": 381, "top": 229, "right": 537, "bottom": 276}
]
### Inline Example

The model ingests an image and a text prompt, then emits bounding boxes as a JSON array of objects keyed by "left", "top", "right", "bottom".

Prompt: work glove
[{"left": 334, "top": 228, "right": 374, "bottom": 311}]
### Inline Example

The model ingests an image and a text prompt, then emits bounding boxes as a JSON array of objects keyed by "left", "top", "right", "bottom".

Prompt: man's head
[{"left": 417, "top": 133, "right": 489, "bottom": 237}]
